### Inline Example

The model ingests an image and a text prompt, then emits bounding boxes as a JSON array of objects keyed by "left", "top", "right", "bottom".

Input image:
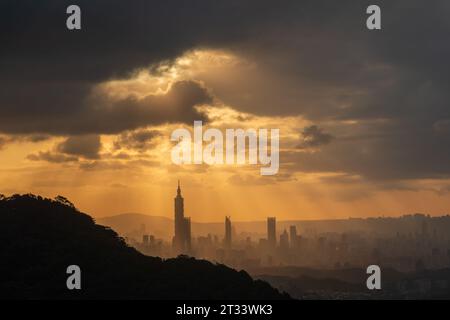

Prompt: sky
[{"left": 1, "top": 0, "right": 450, "bottom": 221}]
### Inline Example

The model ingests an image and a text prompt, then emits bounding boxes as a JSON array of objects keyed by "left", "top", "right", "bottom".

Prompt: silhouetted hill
[{"left": 0, "top": 194, "right": 288, "bottom": 300}]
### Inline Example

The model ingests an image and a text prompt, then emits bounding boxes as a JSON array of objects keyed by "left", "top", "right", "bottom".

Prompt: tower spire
[{"left": 177, "top": 180, "right": 181, "bottom": 196}]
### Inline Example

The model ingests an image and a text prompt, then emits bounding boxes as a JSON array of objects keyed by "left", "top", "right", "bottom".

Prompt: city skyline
[{"left": 125, "top": 183, "right": 450, "bottom": 278}]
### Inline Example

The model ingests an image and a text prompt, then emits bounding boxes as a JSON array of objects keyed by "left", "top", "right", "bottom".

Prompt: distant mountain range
[{"left": 0, "top": 194, "right": 288, "bottom": 299}]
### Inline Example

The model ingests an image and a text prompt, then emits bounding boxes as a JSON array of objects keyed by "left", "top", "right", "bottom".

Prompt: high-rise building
[
  {"left": 224, "top": 216, "right": 232, "bottom": 248},
  {"left": 267, "top": 217, "right": 276, "bottom": 248},
  {"left": 173, "top": 181, "right": 191, "bottom": 253},
  {"left": 289, "top": 225, "right": 297, "bottom": 247},
  {"left": 184, "top": 217, "right": 191, "bottom": 251}
]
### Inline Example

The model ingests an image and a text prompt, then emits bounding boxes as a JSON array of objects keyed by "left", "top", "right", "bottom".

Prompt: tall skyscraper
[
  {"left": 173, "top": 181, "right": 191, "bottom": 253},
  {"left": 267, "top": 217, "right": 276, "bottom": 248},
  {"left": 224, "top": 216, "right": 232, "bottom": 248},
  {"left": 289, "top": 225, "right": 297, "bottom": 247}
]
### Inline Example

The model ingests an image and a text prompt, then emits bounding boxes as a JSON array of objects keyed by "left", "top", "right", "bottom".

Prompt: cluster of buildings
[
  {"left": 130, "top": 183, "right": 450, "bottom": 273},
  {"left": 170, "top": 182, "right": 297, "bottom": 258}
]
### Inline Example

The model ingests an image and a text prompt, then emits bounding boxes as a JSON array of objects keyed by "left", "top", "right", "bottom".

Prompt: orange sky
[{"left": 1, "top": 50, "right": 450, "bottom": 221}]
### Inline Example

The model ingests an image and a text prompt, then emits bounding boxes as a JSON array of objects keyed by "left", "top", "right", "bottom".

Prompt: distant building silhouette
[
  {"left": 225, "top": 216, "right": 232, "bottom": 249},
  {"left": 289, "top": 225, "right": 297, "bottom": 247},
  {"left": 143, "top": 234, "right": 149, "bottom": 245},
  {"left": 184, "top": 217, "right": 191, "bottom": 251},
  {"left": 267, "top": 217, "right": 276, "bottom": 248},
  {"left": 173, "top": 181, "right": 191, "bottom": 253},
  {"left": 280, "top": 229, "right": 289, "bottom": 251}
]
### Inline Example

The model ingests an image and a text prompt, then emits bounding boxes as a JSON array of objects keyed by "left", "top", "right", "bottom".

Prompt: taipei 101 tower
[{"left": 173, "top": 181, "right": 191, "bottom": 253}]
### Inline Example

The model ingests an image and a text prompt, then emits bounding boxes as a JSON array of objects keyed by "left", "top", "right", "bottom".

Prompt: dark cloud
[
  {"left": 1, "top": 0, "right": 271, "bottom": 81},
  {"left": 284, "top": 121, "right": 450, "bottom": 181},
  {"left": 2, "top": 0, "right": 450, "bottom": 182},
  {"left": 57, "top": 135, "right": 102, "bottom": 159},
  {"left": 106, "top": 152, "right": 132, "bottom": 160},
  {"left": 27, "top": 151, "right": 78, "bottom": 163},
  {"left": 211, "top": 1, "right": 450, "bottom": 123},
  {"left": 2, "top": 1, "right": 449, "bottom": 123},
  {"left": 0, "top": 137, "right": 8, "bottom": 150},
  {"left": 0, "top": 80, "right": 212, "bottom": 135},
  {"left": 0, "top": 134, "right": 52, "bottom": 149},
  {"left": 128, "top": 159, "right": 159, "bottom": 167},
  {"left": 297, "top": 125, "right": 334, "bottom": 150},
  {"left": 0, "top": 0, "right": 288, "bottom": 135},
  {"left": 26, "top": 135, "right": 101, "bottom": 163},
  {"left": 114, "top": 129, "right": 160, "bottom": 152},
  {"left": 23, "top": 134, "right": 52, "bottom": 143}
]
